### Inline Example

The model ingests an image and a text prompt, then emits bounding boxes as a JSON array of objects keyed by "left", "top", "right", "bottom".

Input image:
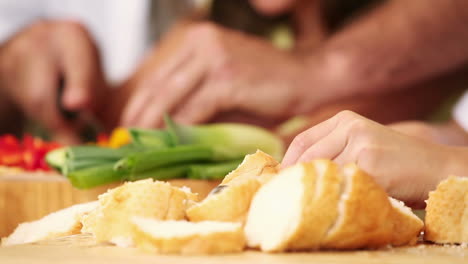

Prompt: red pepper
[{"left": 0, "top": 134, "right": 62, "bottom": 171}]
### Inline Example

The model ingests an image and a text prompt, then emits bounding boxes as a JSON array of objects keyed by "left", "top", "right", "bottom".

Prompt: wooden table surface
[{"left": 1, "top": 234, "right": 467, "bottom": 264}]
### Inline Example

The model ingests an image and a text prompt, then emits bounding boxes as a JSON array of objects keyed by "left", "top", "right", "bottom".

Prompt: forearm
[{"left": 307, "top": 0, "right": 468, "bottom": 99}]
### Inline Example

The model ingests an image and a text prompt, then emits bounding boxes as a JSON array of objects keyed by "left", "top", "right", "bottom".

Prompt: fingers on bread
[{"left": 425, "top": 176, "right": 468, "bottom": 244}]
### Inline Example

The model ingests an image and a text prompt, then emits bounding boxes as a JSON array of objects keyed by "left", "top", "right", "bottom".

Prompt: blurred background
[{"left": 0, "top": 0, "right": 466, "bottom": 144}]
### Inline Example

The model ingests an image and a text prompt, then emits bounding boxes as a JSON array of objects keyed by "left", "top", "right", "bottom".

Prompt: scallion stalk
[
  {"left": 67, "top": 163, "right": 126, "bottom": 189},
  {"left": 126, "top": 165, "right": 190, "bottom": 181},
  {"left": 164, "top": 116, "right": 284, "bottom": 160},
  {"left": 187, "top": 159, "right": 242, "bottom": 180},
  {"left": 129, "top": 128, "right": 176, "bottom": 148},
  {"left": 66, "top": 146, "right": 135, "bottom": 160},
  {"left": 114, "top": 144, "right": 215, "bottom": 173}
]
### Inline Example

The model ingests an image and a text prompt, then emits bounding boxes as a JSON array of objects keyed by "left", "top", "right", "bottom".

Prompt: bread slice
[
  {"left": 321, "top": 166, "right": 422, "bottom": 249},
  {"left": 186, "top": 150, "right": 279, "bottom": 223},
  {"left": 245, "top": 161, "right": 423, "bottom": 252},
  {"left": 81, "top": 179, "right": 197, "bottom": 247},
  {"left": 2, "top": 201, "right": 98, "bottom": 246},
  {"left": 132, "top": 217, "right": 245, "bottom": 254},
  {"left": 220, "top": 150, "right": 279, "bottom": 185},
  {"left": 245, "top": 161, "right": 341, "bottom": 252},
  {"left": 320, "top": 163, "right": 395, "bottom": 249},
  {"left": 425, "top": 176, "right": 468, "bottom": 244},
  {"left": 388, "top": 198, "right": 423, "bottom": 246}
]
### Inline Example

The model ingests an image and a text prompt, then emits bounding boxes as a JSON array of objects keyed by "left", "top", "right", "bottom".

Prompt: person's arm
[
  {"left": 302, "top": 0, "right": 468, "bottom": 107},
  {"left": 119, "top": 0, "right": 468, "bottom": 129}
]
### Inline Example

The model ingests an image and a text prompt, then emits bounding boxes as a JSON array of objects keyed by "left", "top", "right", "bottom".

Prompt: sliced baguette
[
  {"left": 81, "top": 179, "right": 197, "bottom": 247},
  {"left": 388, "top": 198, "right": 423, "bottom": 246},
  {"left": 245, "top": 161, "right": 423, "bottom": 252},
  {"left": 2, "top": 201, "right": 98, "bottom": 246},
  {"left": 245, "top": 161, "right": 341, "bottom": 252},
  {"left": 425, "top": 176, "right": 468, "bottom": 244},
  {"left": 320, "top": 163, "right": 395, "bottom": 249},
  {"left": 186, "top": 150, "right": 279, "bottom": 223},
  {"left": 221, "top": 150, "right": 279, "bottom": 185},
  {"left": 287, "top": 160, "right": 342, "bottom": 250},
  {"left": 132, "top": 217, "right": 245, "bottom": 254}
]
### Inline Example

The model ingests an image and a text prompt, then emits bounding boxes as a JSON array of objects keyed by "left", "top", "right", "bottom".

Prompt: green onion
[
  {"left": 164, "top": 115, "right": 284, "bottom": 160},
  {"left": 126, "top": 164, "right": 190, "bottom": 181},
  {"left": 129, "top": 128, "right": 176, "bottom": 148},
  {"left": 63, "top": 159, "right": 115, "bottom": 175},
  {"left": 67, "top": 163, "right": 126, "bottom": 189},
  {"left": 65, "top": 146, "right": 135, "bottom": 160},
  {"left": 46, "top": 117, "right": 285, "bottom": 189},
  {"left": 114, "top": 145, "right": 215, "bottom": 173},
  {"left": 187, "top": 159, "right": 242, "bottom": 180}
]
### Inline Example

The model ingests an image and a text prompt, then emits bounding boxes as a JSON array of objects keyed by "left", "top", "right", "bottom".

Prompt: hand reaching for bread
[{"left": 282, "top": 110, "right": 468, "bottom": 208}]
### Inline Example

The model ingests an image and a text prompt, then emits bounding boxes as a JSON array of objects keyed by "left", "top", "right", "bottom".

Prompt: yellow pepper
[{"left": 108, "top": 128, "right": 131, "bottom": 148}]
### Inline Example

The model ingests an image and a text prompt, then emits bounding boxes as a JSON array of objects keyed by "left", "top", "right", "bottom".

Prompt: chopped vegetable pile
[
  {"left": 46, "top": 117, "right": 284, "bottom": 189},
  {"left": 0, "top": 134, "right": 61, "bottom": 171}
]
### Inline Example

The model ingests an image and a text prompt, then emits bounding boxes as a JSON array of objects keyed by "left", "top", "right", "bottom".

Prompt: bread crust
[
  {"left": 2, "top": 201, "right": 98, "bottom": 246},
  {"left": 321, "top": 164, "right": 395, "bottom": 249},
  {"left": 221, "top": 150, "right": 279, "bottom": 185},
  {"left": 81, "top": 179, "right": 196, "bottom": 246},
  {"left": 425, "top": 176, "right": 468, "bottom": 244},
  {"left": 187, "top": 177, "right": 260, "bottom": 223},
  {"left": 187, "top": 150, "right": 278, "bottom": 223},
  {"left": 132, "top": 220, "right": 245, "bottom": 255},
  {"left": 246, "top": 161, "right": 423, "bottom": 252},
  {"left": 389, "top": 198, "right": 423, "bottom": 246},
  {"left": 286, "top": 160, "right": 342, "bottom": 250}
]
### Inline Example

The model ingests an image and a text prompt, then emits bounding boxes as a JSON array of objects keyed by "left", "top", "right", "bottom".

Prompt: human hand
[
  {"left": 282, "top": 110, "right": 461, "bottom": 207},
  {"left": 0, "top": 21, "right": 106, "bottom": 143},
  {"left": 121, "top": 22, "right": 312, "bottom": 128}
]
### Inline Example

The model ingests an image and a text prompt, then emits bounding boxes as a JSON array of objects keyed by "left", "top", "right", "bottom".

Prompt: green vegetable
[
  {"left": 129, "top": 128, "right": 176, "bottom": 148},
  {"left": 127, "top": 159, "right": 242, "bottom": 181},
  {"left": 46, "top": 117, "right": 284, "bottom": 189},
  {"left": 187, "top": 159, "right": 242, "bottom": 180},
  {"left": 127, "top": 165, "right": 190, "bottom": 181},
  {"left": 67, "top": 163, "right": 126, "bottom": 189},
  {"left": 114, "top": 145, "right": 215, "bottom": 173},
  {"left": 65, "top": 146, "right": 135, "bottom": 160},
  {"left": 45, "top": 148, "right": 67, "bottom": 173},
  {"left": 164, "top": 116, "right": 284, "bottom": 160},
  {"left": 63, "top": 159, "right": 115, "bottom": 175},
  {"left": 46, "top": 145, "right": 141, "bottom": 176}
]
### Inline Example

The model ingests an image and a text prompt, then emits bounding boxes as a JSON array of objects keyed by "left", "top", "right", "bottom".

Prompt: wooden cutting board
[
  {"left": 1, "top": 234, "right": 467, "bottom": 264},
  {"left": 0, "top": 173, "right": 220, "bottom": 237}
]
